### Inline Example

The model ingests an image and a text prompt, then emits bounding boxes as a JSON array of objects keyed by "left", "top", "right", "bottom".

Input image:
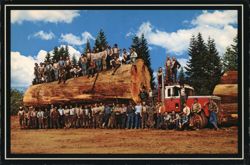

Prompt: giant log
[
  {"left": 213, "top": 71, "right": 238, "bottom": 125},
  {"left": 23, "top": 59, "right": 151, "bottom": 106}
]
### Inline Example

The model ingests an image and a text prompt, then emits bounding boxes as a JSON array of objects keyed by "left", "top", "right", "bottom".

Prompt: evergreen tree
[
  {"left": 59, "top": 47, "right": 66, "bottom": 60},
  {"left": 65, "top": 45, "right": 70, "bottom": 60},
  {"left": 11, "top": 88, "right": 24, "bottom": 115},
  {"left": 178, "top": 67, "right": 185, "bottom": 84},
  {"left": 44, "top": 52, "right": 51, "bottom": 63},
  {"left": 185, "top": 33, "right": 222, "bottom": 95},
  {"left": 94, "top": 29, "right": 108, "bottom": 51},
  {"left": 130, "top": 34, "right": 155, "bottom": 89},
  {"left": 131, "top": 36, "right": 141, "bottom": 57},
  {"left": 72, "top": 55, "right": 77, "bottom": 66},
  {"left": 206, "top": 37, "right": 222, "bottom": 94},
  {"left": 222, "top": 36, "right": 238, "bottom": 71},
  {"left": 140, "top": 34, "right": 155, "bottom": 89},
  {"left": 52, "top": 46, "right": 59, "bottom": 62},
  {"left": 84, "top": 39, "right": 91, "bottom": 54}
]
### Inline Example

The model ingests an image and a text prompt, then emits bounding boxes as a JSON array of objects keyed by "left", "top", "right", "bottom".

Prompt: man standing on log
[
  {"left": 171, "top": 57, "right": 181, "bottom": 84},
  {"left": 130, "top": 48, "right": 137, "bottom": 64},
  {"left": 157, "top": 67, "right": 163, "bottom": 102},
  {"left": 33, "top": 63, "right": 40, "bottom": 84},
  {"left": 52, "top": 60, "right": 59, "bottom": 81},
  {"left": 165, "top": 56, "right": 172, "bottom": 85},
  {"left": 87, "top": 59, "right": 96, "bottom": 78}
]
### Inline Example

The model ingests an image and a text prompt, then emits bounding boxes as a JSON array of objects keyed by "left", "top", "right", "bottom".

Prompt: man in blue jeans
[
  {"left": 134, "top": 102, "right": 142, "bottom": 129},
  {"left": 126, "top": 102, "right": 135, "bottom": 129}
]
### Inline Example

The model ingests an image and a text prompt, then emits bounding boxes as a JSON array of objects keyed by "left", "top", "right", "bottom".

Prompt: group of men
[
  {"left": 17, "top": 98, "right": 219, "bottom": 131},
  {"left": 33, "top": 44, "right": 138, "bottom": 84}
]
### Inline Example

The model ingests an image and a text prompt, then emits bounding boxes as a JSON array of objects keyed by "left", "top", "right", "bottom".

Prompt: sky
[{"left": 11, "top": 10, "right": 238, "bottom": 88}]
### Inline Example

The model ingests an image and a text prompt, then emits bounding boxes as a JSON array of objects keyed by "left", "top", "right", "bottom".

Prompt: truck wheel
[
  {"left": 192, "top": 114, "right": 203, "bottom": 129},
  {"left": 200, "top": 111, "right": 208, "bottom": 128}
]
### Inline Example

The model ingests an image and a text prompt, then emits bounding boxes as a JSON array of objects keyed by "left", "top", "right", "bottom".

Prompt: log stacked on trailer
[
  {"left": 23, "top": 59, "right": 151, "bottom": 106},
  {"left": 213, "top": 71, "right": 238, "bottom": 125}
]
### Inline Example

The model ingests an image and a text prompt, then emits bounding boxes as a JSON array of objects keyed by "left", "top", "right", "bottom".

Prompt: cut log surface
[
  {"left": 221, "top": 103, "right": 238, "bottom": 114},
  {"left": 220, "top": 71, "right": 238, "bottom": 84},
  {"left": 23, "top": 59, "right": 151, "bottom": 106},
  {"left": 213, "top": 84, "right": 238, "bottom": 103}
]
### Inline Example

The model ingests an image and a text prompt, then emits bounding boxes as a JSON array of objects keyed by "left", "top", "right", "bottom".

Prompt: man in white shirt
[
  {"left": 69, "top": 105, "right": 76, "bottom": 128},
  {"left": 134, "top": 102, "right": 142, "bottom": 129},
  {"left": 130, "top": 48, "right": 137, "bottom": 64},
  {"left": 181, "top": 102, "right": 190, "bottom": 129},
  {"left": 17, "top": 106, "right": 25, "bottom": 128},
  {"left": 37, "top": 108, "right": 44, "bottom": 129}
]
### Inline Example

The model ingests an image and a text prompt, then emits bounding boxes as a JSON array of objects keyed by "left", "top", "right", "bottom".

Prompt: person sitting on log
[
  {"left": 52, "top": 60, "right": 59, "bottom": 81},
  {"left": 38, "top": 62, "right": 45, "bottom": 83},
  {"left": 171, "top": 57, "right": 181, "bottom": 84},
  {"left": 106, "top": 46, "right": 113, "bottom": 70},
  {"left": 58, "top": 67, "right": 67, "bottom": 84},
  {"left": 101, "top": 47, "right": 107, "bottom": 71},
  {"left": 130, "top": 48, "right": 138, "bottom": 64},
  {"left": 58, "top": 56, "right": 65, "bottom": 69},
  {"left": 65, "top": 56, "right": 72, "bottom": 79},
  {"left": 121, "top": 48, "right": 130, "bottom": 64},
  {"left": 96, "top": 48, "right": 103, "bottom": 72},
  {"left": 112, "top": 43, "right": 120, "bottom": 59},
  {"left": 87, "top": 59, "right": 96, "bottom": 78},
  {"left": 111, "top": 56, "right": 121, "bottom": 75},
  {"left": 44, "top": 61, "right": 53, "bottom": 83},
  {"left": 165, "top": 56, "right": 172, "bottom": 85},
  {"left": 33, "top": 63, "right": 40, "bottom": 84}
]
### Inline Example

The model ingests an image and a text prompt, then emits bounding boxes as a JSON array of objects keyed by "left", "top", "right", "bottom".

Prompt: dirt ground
[{"left": 10, "top": 116, "right": 238, "bottom": 154}]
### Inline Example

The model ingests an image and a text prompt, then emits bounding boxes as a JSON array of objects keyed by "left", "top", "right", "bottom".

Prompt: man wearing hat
[{"left": 17, "top": 106, "right": 25, "bottom": 128}]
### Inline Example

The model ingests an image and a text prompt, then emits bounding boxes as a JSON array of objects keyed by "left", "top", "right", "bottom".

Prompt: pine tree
[
  {"left": 52, "top": 46, "right": 59, "bottom": 62},
  {"left": 222, "top": 36, "right": 238, "bottom": 71},
  {"left": 140, "top": 34, "right": 155, "bottom": 89},
  {"left": 59, "top": 47, "right": 66, "bottom": 60},
  {"left": 206, "top": 37, "right": 222, "bottom": 94},
  {"left": 44, "top": 52, "right": 51, "bottom": 63},
  {"left": 178, "top": 67, "right": 185, "bottom": 84},
  {"left": 84, "top": 39, "right": 91, "bottom": 55},
  {"left": 65, "top": 45, "right": 70, "bottom": 60},
  {"left": 130, "top": 34, "right": 155, "bottom": 89},
  {"left": 131, "top": 36, "right": 141, "bottom": 57},
  {"left": 72, "top": 55, "right": 77, "bottom": 66},
  {"left": 94, "top": 29, "right": 108, "bottom": 51},
  {"left": 185, "top": 33, "right": 207, "bottom": 95},
  {"left": 186, "top": 33, "right": 222, "bottom": 95}
]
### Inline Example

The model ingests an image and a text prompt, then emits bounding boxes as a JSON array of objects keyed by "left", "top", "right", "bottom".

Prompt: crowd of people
[
  {"left": 33, "top": 44, "right": 138, "bottom": 84},
  {"left": 17, "top": 98, "right": 219, "bottom": 131}
]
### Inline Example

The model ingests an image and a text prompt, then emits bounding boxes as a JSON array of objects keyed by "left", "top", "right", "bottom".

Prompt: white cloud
[
  {"left": 11, "top": 45, "right": 82, "bottom": 87},
  {"left": 11, "top": 10, "right": 80, "bottom": 24},
  {"left": 59, "top": 31, "right": 95, "bottom": 46},
  {"left": 29, "top": 30, "right": 55, "bottom": 40},
  {"left": 134, "top": 10, "right": 237, "bottom": 56},
  {"left": 191, "top": 10, "right": 237, "bottom": 27}
]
